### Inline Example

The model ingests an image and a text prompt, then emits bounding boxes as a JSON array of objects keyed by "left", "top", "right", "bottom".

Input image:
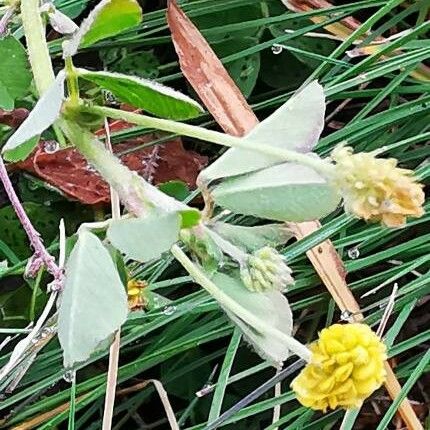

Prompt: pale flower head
[
  {"left": 240, "top": 246, "right": 294, "bottom": 292},
  {"left": 330, "top": 146, "right": 425, "bottom": 227}
]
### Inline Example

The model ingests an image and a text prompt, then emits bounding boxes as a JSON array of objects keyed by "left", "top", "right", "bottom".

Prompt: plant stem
[
  {"left": 102, "top": 119, "right": 121, "bottom": 430},
  {"left": 20, "top": 0, "right": 55, "bottom": 95},
  {"left": 0, "top": 157, "right": 61, "bottom": 279},
  {"left": 65, "top": 57, "right": 80, "bottom": 105},
  {"left": 93, "top": 106, "right": 335, "bottom": 177},
  {"left": 170, "top": 244, "right": 312, "bottom": 362},
  {"left": 63, "top": 121, "right": 187, "bottom": 216}
]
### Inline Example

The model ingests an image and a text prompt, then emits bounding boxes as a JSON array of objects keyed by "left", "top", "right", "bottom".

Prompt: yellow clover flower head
[
  {"left": 291, "top": 323, "right": 387, "bottom": 411},
  {"left": 331, "top": 146, "right": 425, "bottom": 227}
]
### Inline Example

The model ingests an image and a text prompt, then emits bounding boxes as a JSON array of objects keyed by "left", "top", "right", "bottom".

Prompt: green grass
[{"left": 0, "top": 0, "right": 429, "bottom": 428}]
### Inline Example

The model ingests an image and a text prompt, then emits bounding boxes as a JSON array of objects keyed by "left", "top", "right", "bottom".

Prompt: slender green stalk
[
  {"left": 65, "top": 57, "right": 80, "bottom": 105},
  {"left": 20, "top": 0, "right": 55, "bottom": 94},
  {"left": 170, "top": 244, "right": 312, "bottom": 362},
  {"left": 93, "top": 106, "right": 335, "bottom": 177}
]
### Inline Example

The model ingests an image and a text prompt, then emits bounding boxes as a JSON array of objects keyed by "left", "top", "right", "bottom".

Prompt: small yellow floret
[
  {"left": 331, "top": 146, "right": 424, "bottom": 227},
  {"left": 127, "top": 279, "right": 148, "bottom": 310},
  {"left": 291, "top": 323, "right": 387, "bottom": 411}
]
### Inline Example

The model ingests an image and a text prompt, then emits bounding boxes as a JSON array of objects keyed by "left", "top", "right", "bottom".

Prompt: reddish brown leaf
[
  {"left": 12, "top": 136, "right": 207, "bottom": 205},
  {"left": 167, "top": 3, "right": 422, "bottom": 428},
  {"left": 0, "top": 108, "right": 29, "bottom": 128}
]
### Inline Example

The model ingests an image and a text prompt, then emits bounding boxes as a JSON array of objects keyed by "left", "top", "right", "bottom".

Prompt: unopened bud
[{"left": 241, "top": 247, "right": 293, "bottom": 292}]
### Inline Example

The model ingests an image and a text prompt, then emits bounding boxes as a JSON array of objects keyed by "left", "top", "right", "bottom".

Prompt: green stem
[
  {"left": 20, "top": 0, "right": 55, "bottom": 95},
  {"left": 170, "top": 244, "right": 312, "bottom": 363},
  {"left": 65, "top": 57, "right": 80, "bottom": 105},
  {"left": 93, "top": 106, "right": 335, "bottom": 178}
]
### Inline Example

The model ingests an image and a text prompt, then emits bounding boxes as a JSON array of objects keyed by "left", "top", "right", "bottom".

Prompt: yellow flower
[
  {"left": 331, "top": 146, "right": 425, "bottom": 227},
  {"left": 127, "top": 279, "right": 148, "bottom": 310},
  {"left": 291, "top": 323, "right": 387, "bottom": 411}
]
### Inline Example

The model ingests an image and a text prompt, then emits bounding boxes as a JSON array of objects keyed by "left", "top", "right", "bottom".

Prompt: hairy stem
[
  {"left": 63, "top": 121, "right": 187, "bottom": 216},
  {"left": 0, "top": 157, "right": 61, "bottom": 279},
  {"left": 20, "top": 0, "right": 55, "bottom": 95},
  {"left": 170, "top": 244, "right": 312, "bottom": 362},
  {"left": 94, "top": 106, "right": 335, "bottom": 177}
]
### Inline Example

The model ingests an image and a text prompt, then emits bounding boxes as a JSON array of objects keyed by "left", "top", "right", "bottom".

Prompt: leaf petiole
[
  {"left": 92, "top": 105, "right": 335, "bottom": 178},
  {"left": 170, "top": 244, "right": 312, "bottom": 362}
]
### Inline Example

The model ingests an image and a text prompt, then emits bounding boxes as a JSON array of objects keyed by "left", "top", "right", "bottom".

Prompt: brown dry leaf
[
  {"left": 166, "top": 0, "right": 257, "bottom": 137},
  {"left": 12, "top": 136, "right": 207, "bottom": 205},
  {"left": 0, "top": 108, "right": 29, "bottom": 128},
  {"left": 167, "top": 2, "right": 422, "bottom": 428}
]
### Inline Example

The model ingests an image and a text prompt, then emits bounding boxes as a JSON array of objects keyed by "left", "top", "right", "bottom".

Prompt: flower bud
[
  {"left": 331, "top": 146, "right": 424, "bottom": 227},
  {"left": 291, "top": 323, "right": 387, "bottom": 411},
  {"left": 240, "top": 246, "right": 293, "bottom": 292}
]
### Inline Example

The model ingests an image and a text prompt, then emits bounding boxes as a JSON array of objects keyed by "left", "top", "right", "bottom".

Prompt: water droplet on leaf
[
  {"left": 271, "top": 45, "right": 283, "bottom": 55},
  {"left": 63, "top": 370, "right": 75, "bottom": 383},
  {"left": 347, "top": 247, "right": 360, "bottom": 259},
  {"left": 43, "top": 140, "right": 59, "bottom": 154},
  {"left": 162, "top": 305, "right": 176, "bottom": 316}
]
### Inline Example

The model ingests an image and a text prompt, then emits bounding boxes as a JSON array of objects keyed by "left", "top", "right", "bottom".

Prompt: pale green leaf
[
  {"left": 199, "top": 81, "right": 325, "bottom": 183},
  {"left": 212, "top": 272, "right": 293, "bottom": 364},
  {"left": 2, "top": 71, "right": 65, "bottom": 157},
  {"left": 58, "top": 231, "right": 128, "bottom": 368},
  {"left": 63, "top": 0, "right": 142, "bottom": 56},
  {"left": 77, "top": 69, "right": 204, "bottom": 120},
  {"left": 212, "top": 222, "right": 293, "bottom": 252},
  {"left": 0, "top": 36, "right": 32, "bottom": 109},
  {"left": 212, "top": 162, "right": 340, "bottom": 222},
  {"left": 107, "top": 212, "right": 181, "bottom": 262}
]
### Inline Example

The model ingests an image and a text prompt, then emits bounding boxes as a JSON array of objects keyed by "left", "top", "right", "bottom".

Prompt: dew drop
[
  {"left": 347, "top": 247, "right": 360, "bottom": 259},
  {"left": 86, "top": 163, "right": 97, "bottom": 173},
  {"left": 43, "top": 140, "right": 59, "bottom": 154},
  {"left": 63, "top": 370, "right": 75, "bottom": 383},
  {"left": 340, "top": 310, "right": 353, "bottom": 322},
  {"left": 271, "top": 44, "right": 283, "bottom": 55},
  {"left": 162, "top": 305, "right": 176, "bottom": 316}
]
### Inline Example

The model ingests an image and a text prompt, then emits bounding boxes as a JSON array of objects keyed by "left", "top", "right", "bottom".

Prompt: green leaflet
[
  {"left": 212, "top": 222, "right": 293, "bottom": 253},
  {"left": 2, "top": 71, "right": 65, "bottom": 160},
  {"left": 211, "top": 272, "right": 293, "bottom": 364},
  {"left": 63, "top": 0, "right": 143, "bottom": 56},
  {"left": 0, "top": 36, "right": 32, "bottom": 110},
  {"left": 107, "top": 212, "right": 181, "bottom": 262},
  {"left": 212, "top": 162, "right": 341, "bottom": 222},
  {"left": 198, "top": 81, "right": 325, "bottom": 183},
  {"left": 58, "top": 231, "right": 128, "bottom": 368},
  {"left": 77, "top": 69, "right": 204, "bottom": 120}
]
